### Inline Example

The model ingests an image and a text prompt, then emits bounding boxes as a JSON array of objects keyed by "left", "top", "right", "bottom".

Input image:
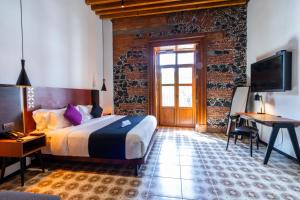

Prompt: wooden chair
[
  {"left": 226, "top": 125, "right": 259, "bottom": 157},
  {"left": 225, "top": 86, "right": 250, "bottom": 136},
  {"left": 224, "top": 86, "right": 260, "bottom": 156}
]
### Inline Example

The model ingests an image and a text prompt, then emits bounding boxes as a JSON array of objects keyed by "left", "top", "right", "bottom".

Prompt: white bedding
[{"left": 42, "top": 115, "right": 157, "bottom": 159}]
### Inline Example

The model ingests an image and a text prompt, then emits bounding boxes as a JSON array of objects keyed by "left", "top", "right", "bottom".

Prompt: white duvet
[{"left": 42, "top": 115, "right": 157, "bottom": 159}]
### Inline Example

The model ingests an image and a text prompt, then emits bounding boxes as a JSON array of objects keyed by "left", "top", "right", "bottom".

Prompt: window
[
  {"left": 161, "top": 68, "right": 175, "bottom": 84},
  {"left": 179, "top": 86, "right": 192, "bottom": 107},
  {"left": 159, "top": 53, "right": 176, "bottom": 66},
  {"left": 178, "top": 52, "right": 194, "bottom": 65},
  {"left": 162, "top": 86, "right": 175, "bottom": 106},
  {"left": 177, "top": 44, "right": 196, "bottom": 50},
  {"left": 179, "top": 68, "right": 193, "bottom": 84}
]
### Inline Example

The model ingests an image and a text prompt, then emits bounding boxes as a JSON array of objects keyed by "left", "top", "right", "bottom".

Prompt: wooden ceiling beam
[
  {"left": 86, "top": 0, "right": 120, "bottom": 5},
  {"left": 96, "top": 0, "right": 232, "bottom": 15},
  {"left": 99, "top": 0, "right": 246, "bottom": 19},
  {"left": 91, "top": 0, "right": 183, "bottom": 12}
]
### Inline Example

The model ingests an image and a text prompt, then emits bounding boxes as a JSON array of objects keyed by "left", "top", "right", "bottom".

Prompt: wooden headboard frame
[
  {"left": 0, "top": 85, "right": 24, "bottom": 133},
  {"left": 23, "top": 87, "right": 99, "bottom": 133}
]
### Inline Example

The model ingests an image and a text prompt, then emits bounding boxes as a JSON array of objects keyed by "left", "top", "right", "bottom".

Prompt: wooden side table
[
  {"left": 0, "top": 135, "right": 46, "bottom": 186},
  {"left": 103, "top": 112, "right": 112, "bottom": 116}
]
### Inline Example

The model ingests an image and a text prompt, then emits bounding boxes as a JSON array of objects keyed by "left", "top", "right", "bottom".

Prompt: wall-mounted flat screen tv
[{"left": 251, "top": 51, "right": 292, "bottom": 92}]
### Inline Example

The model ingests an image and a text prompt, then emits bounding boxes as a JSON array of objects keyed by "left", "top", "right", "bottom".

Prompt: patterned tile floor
[{"left": 1, "top": 127, "right": 300, "bottom": 200}]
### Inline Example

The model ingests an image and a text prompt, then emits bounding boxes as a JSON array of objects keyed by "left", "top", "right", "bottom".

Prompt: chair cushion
[
  {"left": 235, "top": 126, "right": 258, "bottom": 133},
  {"left": 229, "top": 114, "right": 240, "bottom": 120},
  {"left": 0, "top": 191, "right": 60, "bottom": 200}
]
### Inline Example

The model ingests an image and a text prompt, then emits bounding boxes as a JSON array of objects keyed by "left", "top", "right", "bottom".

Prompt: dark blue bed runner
[{"left": 88, "top": 115, "right": 146, "bottom": 159}]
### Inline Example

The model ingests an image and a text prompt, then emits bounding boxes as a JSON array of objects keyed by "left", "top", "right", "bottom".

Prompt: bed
[{"left": 23, "top": 87, "right": 157, "bottom": 175}]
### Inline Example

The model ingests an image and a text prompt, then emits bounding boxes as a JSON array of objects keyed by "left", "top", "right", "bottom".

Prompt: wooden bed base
[{"left": 44, "top": 129, "right": 157, "bottom": 175}]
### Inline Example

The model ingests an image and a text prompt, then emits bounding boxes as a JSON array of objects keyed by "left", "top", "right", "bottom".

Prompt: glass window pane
[
  {"left": 178, "top": 52, "right": 194, "bottom": 65},
  {"left": 179, "top": 86, "right": 192, "bottom": 107},
  {"left": 177, "top": 44, "right": 196, "bottom": 50},
  {"left": 179, "top": 68, "right": 192, "bottom": 84},
  {"left": 159, "top": 45, "right": 176, "bottom": 51},
  {"left": 161, "top": 68, "right": 175, "bottom": 84},
  {"left": 159, "top": 53, "right": 176, "bottom": 66},
  {"left": 162, "top": 86, "right": 174, "bottom": 107}
]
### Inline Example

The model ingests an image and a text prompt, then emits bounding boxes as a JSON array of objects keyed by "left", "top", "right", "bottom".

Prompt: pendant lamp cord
[
  {"left": 102, "top": 20, "right": 105, "bottom": 77},
  {"left": 20, "top": 0, "right": 24, "bottom": 60}
]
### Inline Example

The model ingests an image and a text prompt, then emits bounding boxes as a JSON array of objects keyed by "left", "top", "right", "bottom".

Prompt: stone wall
[{"left": 113, "top": 5, "right": 247, "bottom": 132}]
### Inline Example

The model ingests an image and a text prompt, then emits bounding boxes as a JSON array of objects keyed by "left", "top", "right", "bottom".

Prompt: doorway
[{"left": 156, "top": 44, "right": 196, "bottom": 127}]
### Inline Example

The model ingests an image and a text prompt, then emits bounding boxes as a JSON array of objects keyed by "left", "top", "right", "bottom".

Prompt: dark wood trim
[
  {"left": 149, "top": 45, "right": 157, "bottom": 116},
  {"left": 195, "top": 39, "right": 208, "bottom": 131},
  {"left": 87, "top": 0, "right": 178, "bottom": 6},
  {"left": 0, "top": 86, "right": 23, "bottom": 134},
  {"left": 96, "top": 0, "right": 240, "bottom": 15},
  {"left": 22, "top": 87, "right": 30, "bottom": 134},
  {"left": 92, "top": 0, "right": 232, "bottom": 12},
  {"left": 149, "top": 32, "right": 224, "bottom": 47}
]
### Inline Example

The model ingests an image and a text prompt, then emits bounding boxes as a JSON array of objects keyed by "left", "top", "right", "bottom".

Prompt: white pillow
[
  {"left": 47, "top": 108, "right": 72, "bottom": 130},
  {"left": 32, "top": 109, "right": 51, "bottom": 131},
  {"left": 77, "top": 105, "right": 93, "bottom": 122}
]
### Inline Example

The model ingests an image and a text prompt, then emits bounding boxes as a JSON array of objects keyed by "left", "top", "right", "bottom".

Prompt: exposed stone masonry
[{"left": 113, "top": 5, "right": 247, "bottom": 132}]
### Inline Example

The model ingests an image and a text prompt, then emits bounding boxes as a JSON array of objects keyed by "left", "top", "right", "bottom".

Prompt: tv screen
[{"left": 251, "top": 51, "right": 292, "bottom": 92}]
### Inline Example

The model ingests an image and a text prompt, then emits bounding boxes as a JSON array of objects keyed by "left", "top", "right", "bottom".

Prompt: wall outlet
[{"left": 2, "top": 122, "right": 15, "bottom": 132}]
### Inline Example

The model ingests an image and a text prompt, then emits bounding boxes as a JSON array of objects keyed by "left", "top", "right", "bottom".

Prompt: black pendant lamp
[
  {"left": 16, "top": 0, "right": 31, "bottom": 87},
  {"left": 101, "top": 20, "right": 107, "bottom": 91},
  {"left": 101, "top": 79, "right": 107, "bottom": 91}
]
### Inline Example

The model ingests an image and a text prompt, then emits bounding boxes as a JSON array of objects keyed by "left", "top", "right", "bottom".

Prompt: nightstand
[
  {"left": 0, "top": 135, "right": 46, "bottom": 186},
  {"left": 103, "top": 112, "right": 112, "bottom": 116}
]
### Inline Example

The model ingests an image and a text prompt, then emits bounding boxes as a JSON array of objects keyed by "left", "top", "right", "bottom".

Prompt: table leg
[
  {"left": 287, "top": 126, "right": 300, "bottom": 164},
  {"left": 264, "top": 125, "right": 280, "bottom": 165},
  {"left": 20, "top": 157, "right": 25, "bottom": 186},
  {"left": 226, "top": 117, "right": 232, "bottom": 136},
  {"left": 250, "top": 134, "right": 253, "bottom": 157},
  {"left": 1, "top": 158, "right": 6, "bottom": 180},
  {"left": 226, "top": 132, "right": 231, "bottom": 150},
  {"left": 135, "top": 164, "right": 140, "bottom": 176},
  {"left": 37, "top": 151, "right": 45, "bottom": 173},
  {"left": 251, "top": 121, "right": 258, "bottom": 129}
]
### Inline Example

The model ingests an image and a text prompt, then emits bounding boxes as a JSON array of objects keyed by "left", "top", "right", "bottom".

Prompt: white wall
[
  {"left": 102, "top": 20, "right": 114, "bottom": 114},
  {"left": 0, "top": 0, "right": 102, "bottom": 89},
  {"left": 0, "top": 0, "right": 104, "bottom": 176},
  {"left": 247, "top": 0, "right": 300, "bottom": 157}
]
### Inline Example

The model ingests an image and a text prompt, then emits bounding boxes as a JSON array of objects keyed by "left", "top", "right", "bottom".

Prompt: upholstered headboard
[{"left": 23, "top": 87, "right": 99, "bottom": 133}]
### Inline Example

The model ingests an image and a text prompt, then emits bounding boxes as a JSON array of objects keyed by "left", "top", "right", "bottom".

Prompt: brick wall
[{"left": 113, "top": 5, "right": 247, "bottom": 132}]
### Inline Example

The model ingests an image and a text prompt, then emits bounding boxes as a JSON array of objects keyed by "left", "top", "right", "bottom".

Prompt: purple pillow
[{"left": 64, "top": 104, "right": 82, "bottom": 125}]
